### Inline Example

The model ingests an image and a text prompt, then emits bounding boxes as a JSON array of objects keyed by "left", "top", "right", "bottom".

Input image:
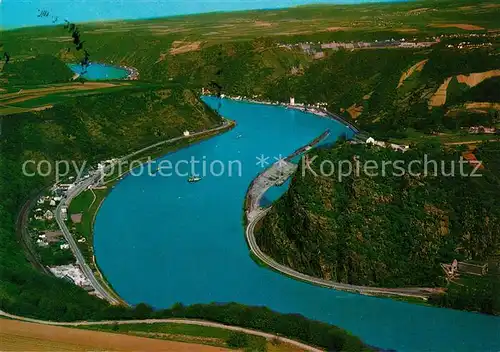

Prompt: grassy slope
[
  {"left": 83, "top": 323, "right": 269, "bottom": 350},
  {"left": 1, "top": 55, "right": 73, "bottom": 85}
]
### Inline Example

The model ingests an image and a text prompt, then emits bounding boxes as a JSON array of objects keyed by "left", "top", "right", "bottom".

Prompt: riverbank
[
  {"left": 63, "top": 118, "right": 236, "bottom": 304},
  {"left": 92, "top": 96, "right": 500, "bottom": 352},
  {"left": 68, "top": 62, "right": 139, "bottom": 81},
  {"left": 202, "top": 94, "right": 360, "bottom": 134},
  {"left": 68, "top": 187, "right": 127, "bottom": 305},
  {"left": 243, "top": 139, "right": 440, "bottom": 301},
  {"left": 247, "top": 209, "right": 441, "bottom": 300}
]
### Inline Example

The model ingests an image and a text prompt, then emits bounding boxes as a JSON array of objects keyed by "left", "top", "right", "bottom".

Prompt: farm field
[{"left": 0, "top": 319, "right": 230, "bottom": 351}]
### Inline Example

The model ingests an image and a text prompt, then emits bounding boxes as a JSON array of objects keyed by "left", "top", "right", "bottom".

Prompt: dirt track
[{"left": 0, "top": 318, "right": 229, "bottom": 352}]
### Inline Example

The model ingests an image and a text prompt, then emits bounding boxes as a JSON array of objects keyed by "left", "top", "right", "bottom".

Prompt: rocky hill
[{"left": 256, "top": 141, "right": 500, "bottom": 289}]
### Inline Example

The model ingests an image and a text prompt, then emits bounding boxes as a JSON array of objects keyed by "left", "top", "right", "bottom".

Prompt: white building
[
  {"left": 366, "top": 137, "right": 409, "bottom": 152},
  {"left": 60, "top": 243, "right": 70, "bottom": 250},
  {"left": 390, "top": 143, "right": 410, "bottom": 152},
  {"left": 61, "top": 207, "right": 68, "bottom": 221},
  {"left": 290, "top": 97, "right": 295, "bottom": 106},
  {"left": 36, "top": 239, "right": 48, "bottom": 247},
  {"left": 58, "top": 184, "right": 73, "bottom": 190},
  {"left": 183, "top": 130, "right": 190, "bottom": 137},
  {"left": 44, "top": 210, "right": 54, "bottom": 221}
]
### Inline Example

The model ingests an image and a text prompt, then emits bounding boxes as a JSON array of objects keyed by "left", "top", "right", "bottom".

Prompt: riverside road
[
  {"left": 53, "top": 120, "right": 234, "bottom": 305},
  {"left": 244, "top": 132, "right": 443, "bottom": 300}
]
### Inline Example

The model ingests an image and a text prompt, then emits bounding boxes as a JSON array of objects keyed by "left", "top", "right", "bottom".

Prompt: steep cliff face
[{"left": 256, "top": 141, "right": 500, "bottom": 287}]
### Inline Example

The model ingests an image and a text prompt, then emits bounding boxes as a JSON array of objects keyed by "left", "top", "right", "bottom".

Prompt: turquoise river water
[
  {"left": 67, "top": 63, "right": 129, "bottom": 80},
  {"left": 94, "top": 97, "right": 500, "bottom": 351}
]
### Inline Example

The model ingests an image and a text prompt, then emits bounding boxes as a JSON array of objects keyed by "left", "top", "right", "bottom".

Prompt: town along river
[{"left": 94, "top": 97, "right": 500, "bottom": 351}]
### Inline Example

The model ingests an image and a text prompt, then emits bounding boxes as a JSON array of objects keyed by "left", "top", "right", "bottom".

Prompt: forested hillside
[
  {"left": 0, "top": 86, "right": 220, "bottom": 320},
  {"left": 2, "top": 1, "right": 499, "bottom": 137},
  {"left": 154, "top": 39, "right": 500, "bottom": 137},
  {"left": 256, "top": 141, "right": 500, "bottom": 292},
  {"left": 1, "top": 55, "right": 73, "bottom": 85},
  {"left": 447, "top": 77, "right": 500, "bottom": 105}
]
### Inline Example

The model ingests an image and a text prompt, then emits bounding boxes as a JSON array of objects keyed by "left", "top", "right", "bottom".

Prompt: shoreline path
[
  {"left": 54, "top": 119, "right": 234, "bottom": 304},
  {"left": 244, "top": 131, "right": 444, "bottom": 300}
]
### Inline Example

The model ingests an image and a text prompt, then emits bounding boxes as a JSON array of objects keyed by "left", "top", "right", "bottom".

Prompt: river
[
  {"left": 67, "top": 63, "right": 129, "bottom": 80},
  {"left": 94, "top": 97, "right": 500, "bottom": 351}
]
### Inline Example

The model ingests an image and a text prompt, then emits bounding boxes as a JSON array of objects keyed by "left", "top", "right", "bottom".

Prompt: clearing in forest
[
  {"left": 170, "top": 41, "right": 203, "bottom": 55},
  {"left": 397, "top": 59, "right": 428, "bottom": 88},
  {"left": 429, "top": 77, "right": 452, "bottom": 107},
  {"left": 456, "top": 69, "right": 500, "bottom": 88}
]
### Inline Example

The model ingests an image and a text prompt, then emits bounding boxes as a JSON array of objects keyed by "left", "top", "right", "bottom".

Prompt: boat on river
[{"left": 188, "top": 175, "right": 202, "bottom": 183}]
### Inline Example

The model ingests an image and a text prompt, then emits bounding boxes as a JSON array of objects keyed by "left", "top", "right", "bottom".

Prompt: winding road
[
  {"left": 0, "top": 310, "right": 323, "bottom": 352},
  {"left": 55, "top": 174, "right": 120, "bottom": 304},
  {"left": 246, "top": 209, "right": 441, "bottom": 299},
  {"left": 52, "top": 119, "right": 234, "bottom": 305},
  {"left": 245, "top": 144, "right": 443, "bottom": 300}
]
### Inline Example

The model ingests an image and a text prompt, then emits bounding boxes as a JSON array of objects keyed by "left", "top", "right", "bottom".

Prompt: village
[
  {"left": 279, "top": 37, "right": 439, "bottom": 58},
  {"left": 202, "top": 90, "right": 499, "bottom": 172},
  {"left": 277, "top": 31, "right": 498, "bottom": 58},
  {"left": 467, "top": 125, "right": 499, "bottom": 135},
  {"left": 29, "top": 191, "right": 98, "bottom": 294},
  {"left": 202, "top": 89, "right": 417, "bottom": 153},
  {"left": 26, "top": 159, "right": 117, "bottom": 298}
]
